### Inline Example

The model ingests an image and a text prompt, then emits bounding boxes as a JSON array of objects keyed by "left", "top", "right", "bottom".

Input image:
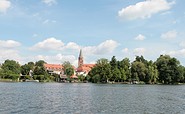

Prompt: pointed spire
[
  {"left": 78, "top": 49, "right": 83, "bottom": 67},
  {"left": 79, "top": 49, "right": 83, "bottom": 58}
]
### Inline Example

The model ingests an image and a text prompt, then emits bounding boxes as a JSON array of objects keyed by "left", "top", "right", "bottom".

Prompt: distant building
[
  {"left": 76, "top": 64, "right": 95, "bottom": 76},
  {"left": 43, "top": 49, "right": 95, "bottom": 78},
  {"left": 44, "top": 64, "right": 64, "bottom": 75},
  {"left": 44, "top": 63, "right": 77, "bottom": 80},
  {"left": 76, "top": 49, "right": 95, "bottom": 76}
]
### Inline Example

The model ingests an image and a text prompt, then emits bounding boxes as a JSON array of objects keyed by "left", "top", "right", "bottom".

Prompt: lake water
[{"left": 0, "top": 82, "right": 185, "bottom": 114}]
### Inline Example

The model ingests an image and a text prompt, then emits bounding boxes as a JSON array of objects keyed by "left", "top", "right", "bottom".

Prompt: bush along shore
[
  {"left": 0, "top": 55, "right": 185, "bottom": 84},
  {"left": 87, "top": 55, "right": 185, "bottom": 84}
]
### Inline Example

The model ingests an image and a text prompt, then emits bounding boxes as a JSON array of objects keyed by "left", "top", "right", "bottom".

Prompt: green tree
[
  {"left": 33, "top": 66, "right": 45, "bottom": 75},
  {"left": 131, "top": 56, "right": 159, "bottom": 84},
  {"left": 1, "top": 60, "right": 21, "bottom": 74},
  {"left": 145, "top": 61, "right": 158, "bottom": 84},
  {"left": 110, "top": 56, "right": 121, "bottom": 82},
  {"left": 28, "top": 62, "right": 34, "bottom": 70},
  {"left": 169, "top": 58, "right": 182, "bottom": 83},
  {"left": 131, "top": 61, "right": 147, "bottom": 82},
  {"left": 183, "top": 67, "right": 185, "bottom": 83},
  {"left": 120, "top": 68, "right": 127, "bottom": 82},
  {"left": 65, "top": 67, "right": 74, "bottom": 76},
  {"left": 88, "top": 58, "right": 112, "bottom": 83},
  {"left": 110, "top": 56, "right": 117, "bottom": 69},
  {"left": 177, "top": 65, "right": 185, "bottom": 83},
  {"left": 110, "top": 67, "right": 121, "bottom": 82},
  {"left": 63, "top": 61, "right": 74, "bottom": 76},
  {"left": 33, "top": 60, "right": 47, "bottom": 76},
  {"left": 97, "top": 58, "right": 112, "bottom": 82},
  {"left": 156, "top": 55, "right": 181, "bottom": 84},
  {"left": 78, "top": 74, "right": 85, "bottom": 82},
  {"left": 118, "top": 58, "right": 131, "bottom": 81},
  {"left": 21, "top": 64, "right": 31, "bottom": 75},
  {"left": 35, "top": 60, "right": 46, "bottom": 67},
  {"left": 135, "top": 55, "right": 148, "bottom": 64}
]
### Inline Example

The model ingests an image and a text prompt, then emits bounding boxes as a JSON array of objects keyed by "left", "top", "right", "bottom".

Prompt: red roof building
[
  {"left": 43, "top": 49, "right": 95, "bottom": 77},
  {"left": 44, "top": 63, "right": 76, "bottom": 76},
  {"left": 76, "top": 64, "right": 95, "bottom": 76},
  {"left": 76, "top": 49, "right": 95, "bottom": 76},
  {"left": 44, "top": 64, "right": 64, "bottom": 75}
]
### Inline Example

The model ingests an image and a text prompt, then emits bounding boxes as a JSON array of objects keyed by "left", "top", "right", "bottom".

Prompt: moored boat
[{"left": 25, "top": 79, "right": 39, "bottom": 82}]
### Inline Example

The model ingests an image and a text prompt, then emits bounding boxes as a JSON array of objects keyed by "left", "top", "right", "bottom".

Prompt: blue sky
[{"left": 0, "top": 0, "right": 185, "bottom": 66}]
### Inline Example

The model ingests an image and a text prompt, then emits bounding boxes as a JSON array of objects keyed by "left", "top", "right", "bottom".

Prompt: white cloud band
[
  {"left": 0, "top": 0, "right": 11, "bottom": 13},
  {"left": 118, "top": 0, "right": 174, "bottom": 20}
]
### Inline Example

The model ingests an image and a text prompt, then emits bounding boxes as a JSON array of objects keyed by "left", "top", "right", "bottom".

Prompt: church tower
[{"left": 78, "top": 49, "right": 84, "bottom": 67}]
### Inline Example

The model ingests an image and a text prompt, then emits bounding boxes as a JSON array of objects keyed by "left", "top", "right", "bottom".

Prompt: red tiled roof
[
  {"left": 76, "top": 64, "right": 95, "bottom": 72},
  {"left": 44, "top": 64, "right": 63, "bottom": 70},
  {"left": 44, "top": 64, "right": 76, "bottom": 71},
  {"left": 70, "top": 75, "right": 78, "bottom": 79},
  {"left": 82, "top": 64, "right": 95, "bottom": 68}
]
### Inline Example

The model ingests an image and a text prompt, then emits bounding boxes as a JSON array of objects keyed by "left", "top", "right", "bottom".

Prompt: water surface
[{"left": 0, "top": 82, "right": 185, "bottom": 114}]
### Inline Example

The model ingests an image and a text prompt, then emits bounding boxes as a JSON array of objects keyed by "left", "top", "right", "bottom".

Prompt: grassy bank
[{"left": 0, "top": 79, "right": 13, "bottom": 82}]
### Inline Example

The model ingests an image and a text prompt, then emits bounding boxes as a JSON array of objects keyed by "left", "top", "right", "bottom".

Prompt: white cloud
[
  {"left": 30, "top": 38, "right": 80, "bottom": 51},
  {"left": 31, "top": 38, "right": 118, "bottom": 56},
  {"left": 118, "top": 0, "right": 174, "bottom": 20},
  {"left": 0, "top": 38, "right": 118, "bottom": 66},
  {"left": 122, "top": 48, "right": 129, "bottom": 53},
  {"left": 35, "top": 53, "right": 77, "bottom": 66},
  {"left": 42, "top": 0, "right": 57, "bottom": 6},
  {"left": 0, "top": 47, "right": 23, "bottom": 64},
  {"left": 135, "top": 34, "right": 145, "bottom": 41},
  {"left": 31, "top": 37, "right": 64, "bottom": 51},
  {"left": 0, "top": 49, "right": 20, "bottom": 61},
  {"left": 65, "top": 42, "right": 81, "bottom": 50},
  {"left": 133, "top": 48, "right": 146, "bottom": 55},
  {"left": 161, "top": 30, "right": 177, "bottom": 39},
  {"left": 83, "top": 40, "right": 119, "bottom": 55},
  {"left": 0, "top": 40, "right": 23, "bottom": 64},
  {"left": 95, "top": 40, "right": 118, "bottom": 54},
  {"left": 0, "top": 40, "right": 21, "bottom": 48},
  {"left": 168, "top": 49, "right": 185, "bottom": 57},
  {"left": 0, "top": 0, "right": 11, "bottom": 13},
  {"left": 56, "top": 54, "right": 76, "bottom": 63}
]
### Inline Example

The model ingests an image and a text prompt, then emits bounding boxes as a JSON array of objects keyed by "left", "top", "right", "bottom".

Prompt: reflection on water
[{"left": 0, "top": 82, "right": 185, "bottom": 114}]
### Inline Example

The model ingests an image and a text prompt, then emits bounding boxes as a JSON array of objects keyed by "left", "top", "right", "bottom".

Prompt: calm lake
[{"left": 0, "top": 82, "right": 185, "bottom": 114}]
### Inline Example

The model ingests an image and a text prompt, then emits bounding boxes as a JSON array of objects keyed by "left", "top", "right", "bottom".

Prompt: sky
[{"left": 0, "top": 0, "right": 185, "bottom": 67}]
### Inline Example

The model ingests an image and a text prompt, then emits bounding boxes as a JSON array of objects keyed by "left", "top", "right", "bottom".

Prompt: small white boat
[{"left": 25, "top": 79, "right": 39, "bottom": 82}]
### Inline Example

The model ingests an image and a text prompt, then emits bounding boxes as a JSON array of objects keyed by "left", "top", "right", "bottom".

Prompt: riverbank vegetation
[
  {"left": 0, "top": 60, "right": 56, "bottom": 82},
  {"left": 0, "top": 55, "right": 185, "bottom": 84},
  {"left": 88, "top": 55, "right": 185, "bottom": 84}
]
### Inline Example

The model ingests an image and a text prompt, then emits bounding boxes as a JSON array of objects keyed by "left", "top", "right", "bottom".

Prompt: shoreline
[{"left": 1, "top": 79, "right": 184, "bottom": 85}]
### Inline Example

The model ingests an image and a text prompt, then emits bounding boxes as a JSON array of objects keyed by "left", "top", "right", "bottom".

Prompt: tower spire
[
  {"left": 78, "top": 49, "right": 83, "bottom": 67},
  {"left": 79, "top": 49, "right": 83, "bottom": 57}
]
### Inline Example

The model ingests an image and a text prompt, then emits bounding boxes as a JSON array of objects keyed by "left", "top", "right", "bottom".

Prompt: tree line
[
  {"left": 88, "top": 55, "right": 185, "bottom": 84},
  {"left": 0, "top": 60, "right": 53, "bottom": 82},
  {"left": 1, "top": 54, "right": 185, "bottom": 84},
  {"left": 0, "top": 59, "right": 75, "bottom": 82}
]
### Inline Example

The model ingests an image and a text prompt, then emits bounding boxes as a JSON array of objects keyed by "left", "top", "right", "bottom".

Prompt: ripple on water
[{"left": 0, "top": 83, "right": 185, "bottom": 114}]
